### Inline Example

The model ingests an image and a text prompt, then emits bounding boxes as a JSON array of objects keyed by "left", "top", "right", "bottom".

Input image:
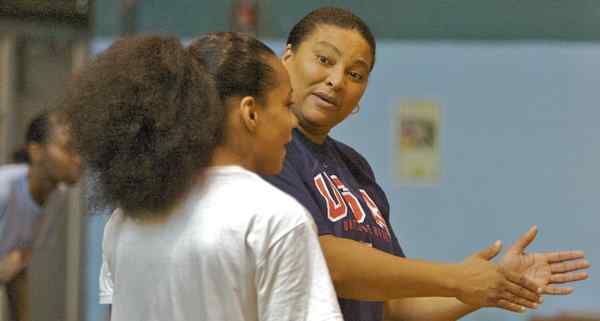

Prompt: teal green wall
[{"left": 95, "top": 0, "right": 600, "bottom": 41}]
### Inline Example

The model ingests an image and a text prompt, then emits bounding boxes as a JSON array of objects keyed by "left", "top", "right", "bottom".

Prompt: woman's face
[
  {"left": 33, "top": 123, "right": 82, "bottom": 186},
  {"left": 253, "top": 56, "right": 297, "bottom": 175},
  {"left": 282, "top": 25, "right": 373, "bottom": 135}
]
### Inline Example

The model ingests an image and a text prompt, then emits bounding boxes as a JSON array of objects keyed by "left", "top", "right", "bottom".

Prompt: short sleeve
[
  {"left": 98, "top": 209, "right": 122, "bottom": 305},
  {"left": 255, "top": 211, "right": 342, "bottom": 321},
  {"left": 99, "top": 256, "right": 113, "bottom": 304},
  {"left": 262, "top": 158, "right": 334, "bottom": 236},
  {"left": 0, "top": 165, "right": 28, "bottom": 245}
]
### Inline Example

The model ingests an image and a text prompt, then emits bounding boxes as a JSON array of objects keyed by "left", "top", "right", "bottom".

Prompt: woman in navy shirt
[{"left": 263, "top": 6, "right": 590, "bottom": 321}]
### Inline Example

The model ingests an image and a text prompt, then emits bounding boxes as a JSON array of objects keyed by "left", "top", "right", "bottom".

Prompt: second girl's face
[
  {"left": 282, "top": 25, "right": 373, "bottom": 135},
  {"left": 34, "top": 123, "right": 82, "bottom": 186},
  {"left": 253, "top": 56, "right": 297, "bottom": 175}
]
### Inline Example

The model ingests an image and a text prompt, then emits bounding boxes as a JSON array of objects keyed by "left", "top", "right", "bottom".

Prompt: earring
[{"left": 352, "top": 103, "right": 361, "bottom": 114}]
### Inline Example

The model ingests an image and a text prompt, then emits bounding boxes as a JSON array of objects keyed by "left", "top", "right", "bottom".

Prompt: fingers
[
  {"left": 504, "top": 270, "right": 543, "bottom": 295},
  {"left": 544, "top": 285, "right": 574, "bottom": 295},
  {"left": 497, "top": 299, "right": 528, "bottom": 313},
  {"left": 550, "top": 260, "right": 590, "bottom": 273},
  {"left": 508, "top": 225, "right": 538, "bottom": 254},
  {"left": 545, "top": 251, "right": 586, "bottom": 263},
  {"left": 7, "top": 250, "right": 24, "bottom": 265},
  {"left": 10, "top": 249, "right": 32, "bottom": 267},
  {"left": 501, "top": 288, "right": 541, "bottom": 309},
  {"left": 498, "top": 273, "right": 542, "bottom": 313},
  {"left": 503, "top": 280, "right": 541, "bottom": 304},
  {"left": 475, "top": 240, "right": 503, "bottom": 260},
  {"left": 550, "top": 272, "right": 589, "bottom": 284}
]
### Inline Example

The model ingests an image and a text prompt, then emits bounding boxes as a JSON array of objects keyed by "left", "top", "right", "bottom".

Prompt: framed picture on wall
[{"left": 395, "top": 100, "right": 441, "bottom": 185}]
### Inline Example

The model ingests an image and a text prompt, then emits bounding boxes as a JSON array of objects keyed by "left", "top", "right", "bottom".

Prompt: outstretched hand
[
  {"left": 457, "top": 241, "right": 542, "bottom": 313},
  {"left": 499, "top": 225, "right": 590, "bottom": 295}
]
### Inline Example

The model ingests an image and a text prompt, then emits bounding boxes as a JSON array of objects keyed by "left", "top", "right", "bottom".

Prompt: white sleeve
[
  {"left": 256, "top": 211, "right": 343, "bottom": 321},
  {"left": 99, "top": 254, "right": 113, "bottom": 304},
  {"left": 99, "top": 210, "right": 121, "bottom": 305}
]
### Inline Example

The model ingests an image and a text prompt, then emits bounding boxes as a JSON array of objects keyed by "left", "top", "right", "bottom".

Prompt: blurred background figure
[
  {"left": 231, "top": 0, "right": 259, "bottom": 35},
  {"left": 0, "top": 1, "right": 90, "bottom": 320},
  {"left": 9, "top": 150, "right": 28, "bottom": 165},
  {"left": 0, "top": 110, "right": 82, "bottom": 321}
]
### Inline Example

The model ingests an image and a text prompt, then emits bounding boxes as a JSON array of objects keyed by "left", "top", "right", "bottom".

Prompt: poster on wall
[{"left": 396, "top": 101, "right": 441, "bottom": 185}]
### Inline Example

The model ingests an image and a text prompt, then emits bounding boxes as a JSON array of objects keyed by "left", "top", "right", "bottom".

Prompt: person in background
[
  {"left": 263, "top": 6, "right": 591, "bottom": 321},
  {"left": 0, "top": 110, "right": 82, "bottom": 321},
  {"left": 10, "top": 150, "right": 28, "bottom": 165}
]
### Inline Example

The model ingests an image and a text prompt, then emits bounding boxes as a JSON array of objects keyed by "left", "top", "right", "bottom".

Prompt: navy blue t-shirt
[{"left": 262, "top": 129, "right": 405, "bottom": 321}]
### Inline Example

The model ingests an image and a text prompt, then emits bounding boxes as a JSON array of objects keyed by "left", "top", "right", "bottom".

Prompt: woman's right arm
[
  {"left": 264, "top": 154, "right": 540, "bottom": 312},
  {"left": 319, "top": 235, "right": 541, "bottom": 312}
]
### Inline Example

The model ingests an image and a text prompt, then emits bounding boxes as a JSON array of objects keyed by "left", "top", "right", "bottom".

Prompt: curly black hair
[
  {"left": 63, "top": 35, "right": 222, "bottom": 217},
  {"left": 287, "top": 6, "right": 376, "bottom": 71}
]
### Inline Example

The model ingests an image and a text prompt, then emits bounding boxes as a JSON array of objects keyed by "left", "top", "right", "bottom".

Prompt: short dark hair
[
  {"left": 14, "top": 109, "right": 68, "bottom": 164},
  {"left": 287, "top": 7, "right": 376, "bottom": 71},
  {"left": 11, "top": 148, "right": 29, "bottom": 164},
  {"left": 26, "top": 112, "right": 50, "bottom": 145},
  {"left": 63, "top": 35, "right": 222, "bottom": 216},
  {"left": 187, "top": 32, "right": 277, "bottom": 103}
]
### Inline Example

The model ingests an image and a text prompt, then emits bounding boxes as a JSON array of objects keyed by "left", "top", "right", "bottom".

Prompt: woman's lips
[{"left": 311, "top": 93, "right": 338, "bottom": 110}]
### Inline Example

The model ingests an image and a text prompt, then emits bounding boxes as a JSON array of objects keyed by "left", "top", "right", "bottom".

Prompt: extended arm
[
  {"left": 320, "top": 235, "right": 540, "bottom": 313},
  {"left": 382, "top": 226, "right": 590, "bottom": 321}
]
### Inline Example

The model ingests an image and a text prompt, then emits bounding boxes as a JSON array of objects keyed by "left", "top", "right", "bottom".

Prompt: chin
[
  {"left": 263, "top": 166, "right": 282, "bottom": 176},
  {"left": 302, "top": 109, "right": 336, "bottom": 129},
  {"left": 258, "top": 162, "right": 283, "bottom": 176},
  {"left": 62, "top": 175, "right": 81, "bottom": 186},
  {"left": 63, "top": 180, "right": 79, "bottom": 186},
  {"left": 271, "top": 163, "right": 285, "bottom": 175}
]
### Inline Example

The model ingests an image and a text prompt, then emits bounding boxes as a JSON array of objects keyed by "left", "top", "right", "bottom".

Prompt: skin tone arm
[
  {"left": 384, "top": 297, "right": 477, "bottom": 321},
  {"left": 320, "top": 235, "right": 541, "bottom": 313},
  {"left": 0, "top": 250, "right": 28, "bottom": 283},
  {"left": 0, "top": 249, "right": 32, "bottom": 321},
  {"left": 8, "top": 269, "right": 30, "bottom": 321},
  {"left": 382, "top": 226, "right": 590, "bottom": 321}
]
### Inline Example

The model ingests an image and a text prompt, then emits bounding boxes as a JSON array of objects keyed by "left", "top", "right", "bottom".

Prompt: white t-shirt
[{"left": 99, "top": 166, "right": 342, "bottom": 321}]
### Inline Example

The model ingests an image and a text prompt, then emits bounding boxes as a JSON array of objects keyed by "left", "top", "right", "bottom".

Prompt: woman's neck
[
  {"left": 28, "top": 166, "right": 57, "bottom": 207},
  {"left": 210, "top": 145, "right": 253, "bottom": 172},
  {"left": 296, "top": 124, "right": 329, "bottom": 144}
]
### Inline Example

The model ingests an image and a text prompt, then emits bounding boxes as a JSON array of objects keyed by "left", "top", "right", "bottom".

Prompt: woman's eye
[
  {"left": 348, "top": 71, "right": 363, "bottom": 81},
  {"left": 317, "top": 55, "right": 330, "bottom": 65}
]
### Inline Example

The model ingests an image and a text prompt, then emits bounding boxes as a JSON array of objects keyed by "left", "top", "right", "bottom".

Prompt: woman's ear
[
  {"left": 239, "top": 96, "right": 259, "bottom": 133},
  {"left": 27, "top": 143, "right": 43, "bottom": 164},
  {"left": 281, "top": 44, "right": 294, "bottom": 66}
]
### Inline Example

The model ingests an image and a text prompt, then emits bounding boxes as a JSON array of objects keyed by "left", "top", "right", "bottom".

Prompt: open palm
[{"left": 499, "top": 226, "right": 590, "bottom": 295}]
